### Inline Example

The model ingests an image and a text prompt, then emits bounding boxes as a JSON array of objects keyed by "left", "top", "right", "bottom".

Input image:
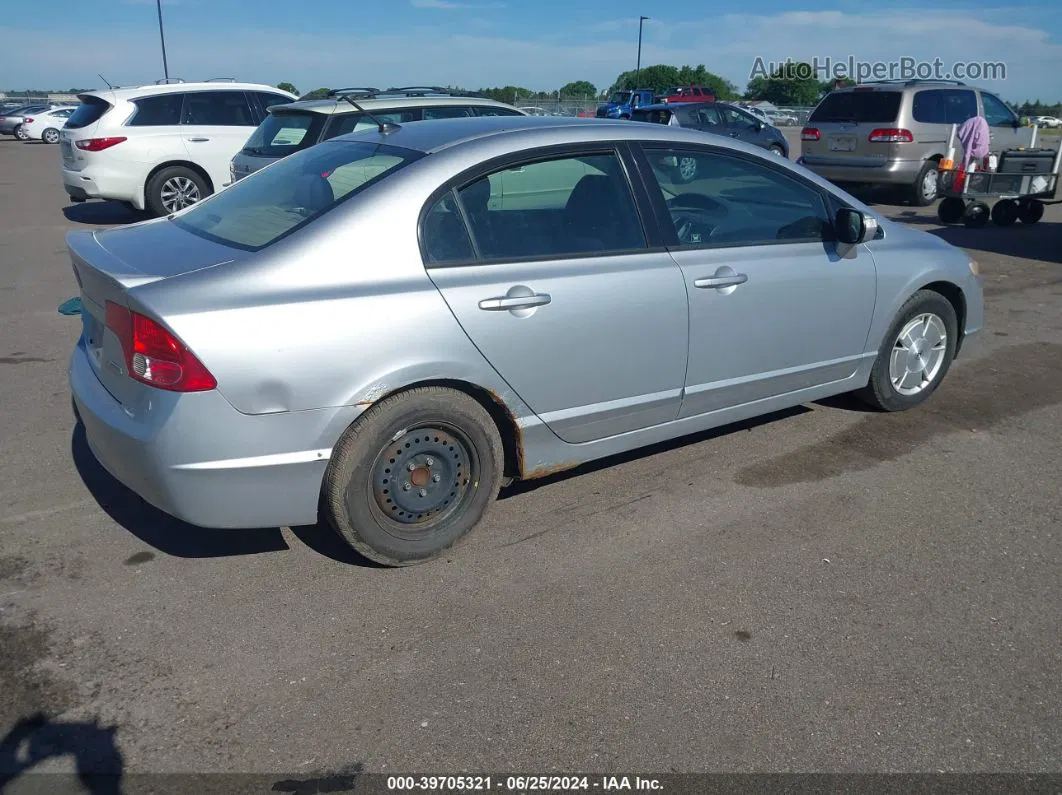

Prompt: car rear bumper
[
  {"left": 796, "top": 156, "right": 924, "bottom": 186},
  {"left": 70, "top": 338, "right": 360, "bottom": 529},
  {"left": 62, "top": 165, "right": 145, "bottom": 208}
]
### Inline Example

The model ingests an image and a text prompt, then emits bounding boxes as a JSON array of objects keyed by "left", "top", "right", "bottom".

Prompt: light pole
[
  {"left": 636, "top": 16, "right": 649, "bottom": 83},
  {"left": 156, "top": 0, "right": 170, "bottom": 81}
]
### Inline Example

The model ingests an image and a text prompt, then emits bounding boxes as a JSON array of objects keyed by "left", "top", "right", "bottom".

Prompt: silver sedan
[{"left": 67, "top": 116, "right": 984, "bottom": 566}]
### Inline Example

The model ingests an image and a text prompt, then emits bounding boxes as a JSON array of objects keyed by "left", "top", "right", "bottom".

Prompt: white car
[
  {"left": 1031, "top": 116, "right": 1061, "bottom": 128},
  {"left": 20, "top": 106, "right": 77, "bottom": 143},
  {"left": 741, "top": 105, "right": 776, "bottom": 127},
  {"left": 60, "top": 80, "right": 296, "bottom": 216}
]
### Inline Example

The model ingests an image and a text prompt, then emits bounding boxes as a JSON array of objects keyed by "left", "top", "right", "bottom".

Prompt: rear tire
[
  {"left": 908, "top": 160, "right": 939, "bottom": 206},
  {"left": 1018, "top": 199, "right": 1044, "bottom": 224},
  {"left": 42, "top": 127, "right": 60, "bottom": 144},
  {"left": 769, "top": 144, "right": 786, "bottom": 158},
  {"left": 854, "top": 290, "right": 958, "bottom": 412},
  {"left": 673, "top": 155, "right": 698, "bottom": 183},
  {"left": 323, "top": 387, "right": 504, "bottom": 567},
  {"left": 145, "top": 165, "right": 210, "bottom": 217},
  {"left": 14, "top": 124, "right": 29, "bottom": 141}
]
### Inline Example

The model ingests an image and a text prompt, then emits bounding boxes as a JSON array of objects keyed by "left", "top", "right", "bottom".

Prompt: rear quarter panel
[{"left": 128, "top": 164, "right": 529, "bottom": 420}]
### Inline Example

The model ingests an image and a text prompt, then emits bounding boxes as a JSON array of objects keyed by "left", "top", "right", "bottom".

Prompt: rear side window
[
  {"left": 255, "top": 92, "right": 293, "bottom": 112},
  {"left": 632, "top": 109, "right": 672, "bottom": 124},
  {"left": 65, "top": 97, "right": 111, "bottom": 129},
  {"left": 128, "top": 94, "right": 184, "bottom": 127},
  {"left": 173, "top": 140, "right": 420, "bottom": 250},
  {"left": 182, "top": 91, "right": 255, "bottom": 126},
  {"left": 325, "top": 109, "right": 419, "bottom": 139},
  {"left": 912, "top": 89, "right": 978, "bottom": 124},
  {"left": 809, "top": 91, "right": 902, "bottom": 123},
  {"left": 242, "top": 111, "right": 327, "bottom": 157}
]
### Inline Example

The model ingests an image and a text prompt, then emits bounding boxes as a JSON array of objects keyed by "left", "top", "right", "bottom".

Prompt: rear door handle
[
  {"left": 478, "top": 293, "right": 551, "bottom": 310},
  {"left": 187, "top": 137, "right": 210, "bottom": 142},
  {"left": 694, "top": 274, "right": 748, "bottom": 289}
]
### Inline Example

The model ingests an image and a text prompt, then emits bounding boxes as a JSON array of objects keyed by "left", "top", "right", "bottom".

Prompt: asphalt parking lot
[{"left": 2, "top": 132, "right": 1061, "bottom": 787}]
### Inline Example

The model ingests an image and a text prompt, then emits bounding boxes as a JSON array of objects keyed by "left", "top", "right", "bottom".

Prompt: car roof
[
  {"left": 826, "top": 79, "right": 990, "bottom": 94},
  {"left": 635, "top": 101, "right": 737, "bottom": 112},
  {"left": 331, "top": 114, "right": 768, "bottom": 156},
  {"left": 78, "top": 81, "right": 295, "bottom": 101},
  {"left": 269, "top": 95, "right": 523, "bottom": 117}
]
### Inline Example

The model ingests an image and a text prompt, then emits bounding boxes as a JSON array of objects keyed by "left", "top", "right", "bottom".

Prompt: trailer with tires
[{"left": 936, "top": 126, "right": 1061, "bottom": 228}]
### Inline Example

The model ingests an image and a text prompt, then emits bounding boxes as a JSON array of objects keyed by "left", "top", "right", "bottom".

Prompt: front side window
[
  {"left": 642, "top": 147, "right": 831, "bottom": 247},
  {"left": 423, "top": 106, "right": 475, "bottom": 120},
  {"left": 448, "top": 152, "right": 646, "bottom": 261},
  {"left": 128, "top": 94, "right": 184, "bottom": 127},
  {"left": 723, "top": 106, "right": 758, "bottom": 129},
  {"left": 981, "top": 92, "right": 1018, "bottom": 127},
  {"left": 472, "top": 106, "right": 524, "bottom": 117},
  {"left": 173, "top": 141, "right": 420, "bottom": 250},
  {"left": 182, "top": 91, "right": 255, "bottom": 126}
]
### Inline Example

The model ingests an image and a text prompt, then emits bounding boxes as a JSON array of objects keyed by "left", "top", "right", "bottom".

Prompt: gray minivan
[
  {"left": 797, "top": 79, "right": 1030, "bottom": 205},
  {"left": 229, "top": 88, "right": 526, "bottom": 182}
]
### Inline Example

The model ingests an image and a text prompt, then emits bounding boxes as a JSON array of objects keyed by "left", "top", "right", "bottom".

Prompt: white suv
[{"left": 60, "top": 79, "right": 296, "bottom": 216}]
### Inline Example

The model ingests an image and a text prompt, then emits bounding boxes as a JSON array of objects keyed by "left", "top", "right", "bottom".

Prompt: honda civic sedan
[{"left": 67, "top": 115, "right": 983, "bottom": 566}]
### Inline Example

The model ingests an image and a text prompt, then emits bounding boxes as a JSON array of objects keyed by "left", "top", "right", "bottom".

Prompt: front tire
[
  {"left": 323, "top": 387, "right": 504, "bottom": 566},
  {"left": 855, "top": 290, "right": 958, "bottom": 412},
  {"left": 769, "top": 144, "right": 786, "bottom": 158},
  {"left": 145, "top": 165, "right": 210, "bottom": 217}
]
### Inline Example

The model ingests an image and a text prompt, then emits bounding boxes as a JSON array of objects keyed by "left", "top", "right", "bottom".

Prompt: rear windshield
[
  {"left": 241, "top": 110, "right": 327, "bottom": 158},
  {"left": 173, "top": 140, "right": 421, "bottom": 251},
  {"left": 632, "top": 109, "right": 672, "bottom": 124},
  {"left": 65, "top": 97, "right": 111, "bottom": 129},
  {"left": 809, "top": 91, "right": 902, "bottom": 124}
]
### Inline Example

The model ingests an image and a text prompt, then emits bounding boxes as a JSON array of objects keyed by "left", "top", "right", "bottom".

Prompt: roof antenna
[
  {"left": 98, "top": 73, "right": 115, "bottom": 89},
  {"left": 337, "top": 94, "right": 400, "bottom": 134}
]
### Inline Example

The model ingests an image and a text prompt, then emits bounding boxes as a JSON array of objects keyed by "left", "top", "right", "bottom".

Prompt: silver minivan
[
  {"left": 229, "top": 87, "right": 527, "bottom": 182},
  {"left": 797, "top": 79, "right": 1031, "bottom": 205}
]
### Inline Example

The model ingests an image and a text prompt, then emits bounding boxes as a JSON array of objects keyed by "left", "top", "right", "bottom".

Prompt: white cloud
[{"left": 3, "top": 7, "right": 1059, "bottom": 100}]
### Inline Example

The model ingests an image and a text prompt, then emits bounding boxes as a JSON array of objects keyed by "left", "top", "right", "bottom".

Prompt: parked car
[
  {"left": 59, "top": 79, "right": 297, "bottom": 216},
  {"left": 231, "top": 87, "right": 526, "bottom": 181},
  {"left": 770, "top": 109, "right": 799, "bottom": 126},
  {"left": 1, "top": 104, "right": 66, "bottom": 139},
  {"left": 657, "top": 85, "right": 716, "bottom": 104},
  {"left": 67, "top": 115, "right": 983, "bottom": 566},
  {"left": 21, "top": 106, "right": 78, "bottom": 144},
  {"left": 797, "top": 79, "right": 1030, "bottom": 206},
  {"left": 631, "top": 101, "right": 790, "bottom": 177},
  {"left": 1030, "top": 115, "right": 1061, "bottom": 128},
  {"left": 596, "top": 89, "right": 655, "bottom": 119}
]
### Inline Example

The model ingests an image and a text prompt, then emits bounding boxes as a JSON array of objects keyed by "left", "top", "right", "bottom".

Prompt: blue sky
[{"left": 2, "top": 0, "right": 1061, "bottom": 102}]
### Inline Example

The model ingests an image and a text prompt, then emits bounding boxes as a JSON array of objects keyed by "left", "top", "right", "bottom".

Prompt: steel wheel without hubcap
[
  {"left": 367, "top": 425, "right": 478, "bottom": 540},
  {"left": 889, "top": 313, "right": 947, "bottom": 396},
  {"left": 160, "top": 176, "right": 202, "bottom": 213}
]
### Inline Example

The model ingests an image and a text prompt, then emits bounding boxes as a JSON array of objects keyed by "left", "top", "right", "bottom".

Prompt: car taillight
[
  {"left": 105, "top": 301, "right": 216, "bottom": 392},
  {"left": 23, "top": 117, "right": 34, "bottom": 124},
  {"left": 801, "top": 127, "right": 821, "bottom": 141},
  {"left": 75, "top": 137, "right": 127, "bottom": 152},
  {"left": 868, "top": 128, "right": 914, "bottom": 143}
]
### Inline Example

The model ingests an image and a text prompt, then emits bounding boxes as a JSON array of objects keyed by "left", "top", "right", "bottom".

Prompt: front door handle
[
  {"left": 478, "top": 293, "right": 551, "bottom": 311},
  {"left": 187, "top": 137, "right": 210, "bottom": 142},
  {"left": 694, "top": 274, "right": 748, "bottom": 289}
]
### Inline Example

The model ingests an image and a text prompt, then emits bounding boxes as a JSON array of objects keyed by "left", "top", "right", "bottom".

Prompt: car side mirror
[{"left": 835, "top": 208, "right": 877, "bottom": 245}]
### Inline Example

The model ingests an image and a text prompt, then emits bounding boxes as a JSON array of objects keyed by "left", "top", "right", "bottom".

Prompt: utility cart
[{"left": 936, "top": 124, "right": 1061, "bottom": 228}]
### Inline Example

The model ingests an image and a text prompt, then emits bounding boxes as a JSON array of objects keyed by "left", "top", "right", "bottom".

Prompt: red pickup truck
[{"left": 656, "top": 85, "right": 716, "bottom": 104}]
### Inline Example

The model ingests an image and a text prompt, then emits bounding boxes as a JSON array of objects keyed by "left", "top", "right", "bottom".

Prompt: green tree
[
  {"left": 300, "top": 87, "right": 332, "bottom": 100},
  {"left": 559, "top": 80, "right": 596, "bottom": 98},
  {"left": 744, "top": 61, "right": 821, "bottom": 106},
  {"left": 675, "top": 65, "right": 740, "bottom": 100},
  {"left": 607, "top": 65, "right": 738, "bottom": 99},
  {"left": 476, "top": 85, "right": 535, "bottom": 104},
  {"left": 277, "top": 82, "right": 298, "bottom": 95}
]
